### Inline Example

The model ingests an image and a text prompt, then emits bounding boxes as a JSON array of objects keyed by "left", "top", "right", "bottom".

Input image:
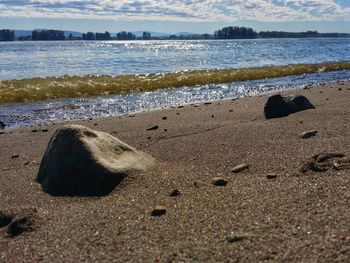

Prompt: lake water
[
  {"left": 1, "top": 38, "right": 350, "bottom": 80},
  {"left": 1, "top": 39, "right": 350, "bottom": 128}
]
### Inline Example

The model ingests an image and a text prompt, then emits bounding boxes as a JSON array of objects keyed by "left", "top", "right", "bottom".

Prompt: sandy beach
[{"left": 0, "top": 81, "right": 349, "bottom": 262}]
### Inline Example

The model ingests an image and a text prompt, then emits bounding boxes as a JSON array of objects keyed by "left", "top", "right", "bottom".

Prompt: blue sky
[{"left": 0, "top": 0, "right": 349, "bottom": 33}]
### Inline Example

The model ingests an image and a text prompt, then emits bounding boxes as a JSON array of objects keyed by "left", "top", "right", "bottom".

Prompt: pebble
[
  {"left": 170, "top": 189, "right": 182, "bottom": 197},
  {"left": 299, "top": 130, "right": 318, "bottom": 139},
  {"left": 212, "top": 177, "right": 228, "bottom": 186},
  {"left": 162, "top": 117, "right": 167, "bottom": 120},
  {"left": 194, "top": 180, "right": 207, "bottom": 188},
  {"left": 227, "top": 233, "right": 249, "bottom": 243},
  {"left": 266, "top": 174, "right": 278, "bottom": 180},
  {"left": 204, "top": 102, "right": 212, "bottom": 105},
  {"left": 147, "top": 125, "right": 159, "bottom": 131},
  {"left": 11, "top": 154, "right": 19, "bottom": 159},
  {"left": 231, "top": 164, "right": 249, "bottom": 173},
  {"left": 6, "top": 217, "right": 32, "bottom": 238},
  {"left": 0, "top": 211, "right": 13, "bottom": 228},
  {"left": 151, "top": 206, "right": 166, "bottom": 217}
]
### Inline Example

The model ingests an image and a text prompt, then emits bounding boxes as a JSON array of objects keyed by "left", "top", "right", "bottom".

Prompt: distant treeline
[
  {"left": 214, "top": 26, "right": 350, "bottom": 39},
  {"left": 1, "top": 27, "right": 350, "bottom": 42}
]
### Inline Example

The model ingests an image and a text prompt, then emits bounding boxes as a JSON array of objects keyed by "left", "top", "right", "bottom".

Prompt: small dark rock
[
  {"left": 176, "top": 113, "right": 180, "bottom": 115},
  {"left": 151, "top": 206, "right": 166, "bottom": 217},
  {"left": 0, "top": 121, "right": 5, "bottom": 129},
  {"left": 177, "top": 106, "right": 184, "bottom": 109},
  {"left": 231, "top": 164, "right": 249, "bottom": 173},
  {"left": 264, "top": 95, "right": 315, "bottom": 119},
  {"left": 211, "top": 115, "right": 215, "bottom": 118},
  {"left": 204, "top": 102, "right": 212, "bottom": 105},
  {"left": 212, "top": 178, "right": 228, "bottom": 186},
  {"left": 147, "top": 125, "right": 159, "bottom": 131},
  {"left": 315, "top": 153, "right": 345, "bottom": 163},
  {"left": 227, "top": 233, "right": 249, "bottom": 243},
  {"left": 338, "top": 88, "right": 342, "bottom": 91},
  {"left": 299, "top": 130, "right": 318, "bottom": 139},
  {"left": 0, "top": 211, "right": 13, "bottom": 228},
  {"left": 11, "top": 154, "right": 19, "bottom": 159},
  {"left": 42, "top": 129, "right": 49, "bottom": 132},
  {"left": 162, "top": 117, "right": 167, "bottom": 120},
  {"left": 6, "top": 217, "right": 32, "bottom": 238},
  {"left": 31, "top": 129, "right": 39, "bottom": 133},
  {"left": 266, "top": 174, "right": 277, "bottom": 180},
  {"left": 93, "top": 123, "right": 98, "bottom": 126},
  {"left": 170, "top": 189, "right": 182, "bottom": 197}
]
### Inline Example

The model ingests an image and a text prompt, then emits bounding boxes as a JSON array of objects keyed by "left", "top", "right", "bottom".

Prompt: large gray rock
[
  {"left": 36, "top": 125, "right": 156, "bottom": 196},
  {"left": 264, "top": 95, "right": 315, "bottom": 119}
]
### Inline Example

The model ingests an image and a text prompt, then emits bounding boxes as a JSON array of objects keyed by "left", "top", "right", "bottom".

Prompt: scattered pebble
[
  {"left": 93, "top": 123, "right": 98, "bottom": 126},
  {"left": 299, "top": 130, "right": 318, "bottom": 139},
  {"left": 204, "top": 102, "right": 212, "bottom": 105},
  {"left": 11, "top": 154, "right": 19, "bottom": 159},
  {"left": 6, "top": 217, "right": 32, "bottom": 238},
  {"left": 229, "top": 110, "right": 234, "bottom": 112},
  {"left": 162, "top": 117, "right": 167, "bottom": 120},
  {"left": 231, "top": 164, "right": 249, "bottom": 173},
  {"left": 0, "top": 211, "right": 12, "bottom": 228},
  {"left": 147, "top": 125, "right": 159, "bottom": 131},
  {"left": 31, "top": 129, "right": 39, "bottom": 133},
  {"left": 338, "top": 88, "right": 342, "bottom": 91},
  {"left": 212, "top": 177, "right": 228, "bottom": 186},
  {"left": 176, "top": 113, "right": 180, "bottom": 115},
  {"left": 164, "top": 129, "right": 168, "bottom": 132},
  {"left": 170, "top": 189, "right": 182, "bottom": 197},
  {"left": 211, "top": 115, "right": 215, "bottom": 118},
  {"left": 194, "top": 180, "right": 206, "bottom": 188},
  {"left": 227, "top": 233, "right": 249, "bottom": 243},
  {"left": 151, "top": 206, "right": 166, "bottom": 217},
  {"left": 42, "top": 129, "right": 49, "bottom": 132},
  {"left": 266, "top": 174, "right": 278, "bottom": 180},
  {"left": 177, "top": 106, "right": 184, "bottom": 109}
]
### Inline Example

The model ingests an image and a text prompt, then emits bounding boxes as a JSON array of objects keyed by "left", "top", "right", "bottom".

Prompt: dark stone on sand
[
  {"left": 204, "top": 102, "right": 212, "bottom": 105},
  {"left": 170, "top": 189, "right": 182, "bottom": 197},
  {"left": 147, "top": 125, "right": 159, "bottom": 131},
  {"left": 162, "top": 117, "right": 167, "bottom": 120},
  {"left": 315, "top": 153, "right": 345, "bottom": 163},
  {"left": 31, "top": 129, "right": 39, "bottom": 133},
  {"left": 0, "top": 121, "right": 6, "bottom": 129},
  {"left": 0, "top": 211, "right": 12, "bottom": 228},
  {"left": 266, "top": 174, "right": 278, "bottom": 180},
  {"left": 212, "top": 177, "right": 228, "bottom": 186},
  {"left": 227, "top": 233, "right": 249, "bottom": 243},
  {"left": 11, "top": 154, "right": 19, "bottom": 159},
  {"left": 300, "top": 153, "right": 349, "bottom": 174},
  {"left": 151, "top": 206, "right": 166, "bottom": 216},
  {"left": 5, "top": 217, "right": 32, "bottom": 238},
  {"left": 42, "top": 129, "right": 49, "bottom": 132},
  {"left": 231, "top": 164, "right": 249, "bottom": 173},
  {"left": 36, "top": 125, "right": 156, "bottom": 196},
  {"left": 264, "top": 95, "right": 315, "bottom": 119},
  {"left": 299, "top": 130, "right": 318, "bottom": 139}
]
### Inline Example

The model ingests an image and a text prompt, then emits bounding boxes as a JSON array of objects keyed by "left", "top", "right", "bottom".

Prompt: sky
[{"left": 0, "top": 0, "right": 350, "bottom": 33}]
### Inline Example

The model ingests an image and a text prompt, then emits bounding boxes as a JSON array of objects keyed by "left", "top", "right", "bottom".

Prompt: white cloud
[{"left": 0, "top": 0, "right": 349, "bottom": 22}]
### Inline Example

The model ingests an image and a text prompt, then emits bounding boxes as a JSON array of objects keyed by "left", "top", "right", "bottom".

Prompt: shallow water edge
[{"left": 1, "top": 61, "right": 350, "bottom": 105}]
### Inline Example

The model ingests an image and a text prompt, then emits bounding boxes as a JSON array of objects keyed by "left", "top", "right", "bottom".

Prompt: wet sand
[{"left": 0, "top": 81, "right": 349, "bottom": 262}]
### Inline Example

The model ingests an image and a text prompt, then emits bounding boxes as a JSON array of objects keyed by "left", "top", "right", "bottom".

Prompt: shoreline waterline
[
  {"left": 1, "top": 70, "right": 350, "bottom": 129},
  {"left": 1, "top": 61, "right": 350, "bottom": 105}
]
